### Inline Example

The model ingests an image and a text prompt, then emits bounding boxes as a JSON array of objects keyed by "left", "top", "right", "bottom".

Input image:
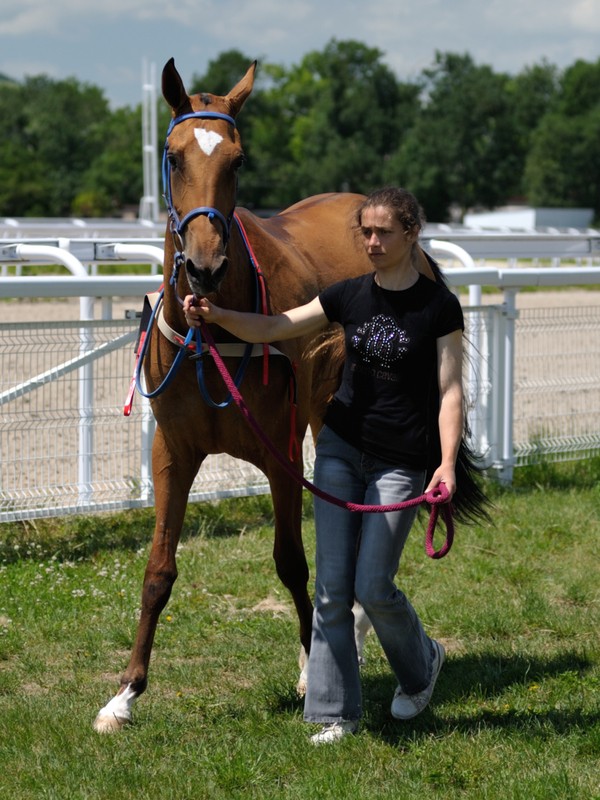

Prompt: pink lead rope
[{"left": 199, "top": 320, "right": 455, "bottom": 559}]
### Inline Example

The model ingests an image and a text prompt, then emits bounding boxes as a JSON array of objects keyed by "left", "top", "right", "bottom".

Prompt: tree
[
  {"left": 0, "top": 76, "right": 113, "bottom": 216},
  {"left": 21, "top": 76, "right": 112, "bottom": 215},
  {"left": 75, "top": 107, "right": 144, "bottom": 216},
  {"left": 385, "top": 52, "right": 517, "bottom": 221},
  {"left": 252, "top": 39, "right": 420, "bottom": 206},
  {"left": 0, "top": 83, "right": 51, "bottom": 215},
  {"left": 524, "top": 59, "right": 600, "bottom": 217},
  {"left": 190, "top": 49, "right": 256, "bottom": 97}
]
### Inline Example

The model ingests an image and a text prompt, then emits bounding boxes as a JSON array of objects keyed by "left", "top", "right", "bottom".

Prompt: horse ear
[
  {"left": 162, "top": 58, "right": 191, "bottom": 115},
  {"left": 225, "top": 61, "right": 258, "bottom": 118}
]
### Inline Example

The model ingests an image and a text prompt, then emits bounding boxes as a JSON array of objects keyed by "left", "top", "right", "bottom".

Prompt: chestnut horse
[{"left": 93, "top": 58, "right": 444, "bottom": 733}]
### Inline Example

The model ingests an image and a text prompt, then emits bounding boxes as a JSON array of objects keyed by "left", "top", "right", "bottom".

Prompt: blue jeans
[{"left": 304, "top": 425, "right": 432, "bottom": 724}]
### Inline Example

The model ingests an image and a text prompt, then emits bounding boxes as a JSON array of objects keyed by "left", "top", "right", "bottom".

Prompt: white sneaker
[
  {"left": 310, "top": 720, "right": 358, "bottom": 744},
  {"left": 391, "top": 640, "right": 445, "bottom": 720}
]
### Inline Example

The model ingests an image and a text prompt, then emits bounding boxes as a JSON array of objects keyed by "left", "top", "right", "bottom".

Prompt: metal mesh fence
[
  {"left": 0, "top": 320, "right": 143, "bottom": 518},
  {"left": 0, "top": 317, "right": 311, "bottom": 521},
  {"left": 1, "top": 303, "right": 599, "bottom": 521},
  {"left": 513, "top": 305, "right": 600, "bottom": 462}
]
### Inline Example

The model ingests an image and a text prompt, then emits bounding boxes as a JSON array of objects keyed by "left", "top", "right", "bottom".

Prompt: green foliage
[
  {"left": 511, "top": 454, "right": 600, "bottom": 492},
  {"left": 191, "top": 49, "right": 257, "bottom": 97},
  {"left": 1, "top": 43, "right": 599, "bottom": 221},
  {"left": 76, "top": 107, "right": 144, "bottom": 215},
  {"left": 386, "top": 52, "right": 520, "bottom": 220},
  {"left": 524, "top": 58, "right": 600, "bottom": 216},
  {"left": 0, "top": 475, "right": 599, "bottom": 799},
  {"left": 0, "top": 75, "right": 141, "bottom": 217}
]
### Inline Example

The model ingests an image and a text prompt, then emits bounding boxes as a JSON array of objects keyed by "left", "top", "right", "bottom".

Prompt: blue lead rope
[{"left": 134, "top": 287, "right": 195, "bottom": 399}]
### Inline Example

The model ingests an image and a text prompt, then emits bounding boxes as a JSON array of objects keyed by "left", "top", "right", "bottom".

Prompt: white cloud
[
  {"left": 569, "top": 0, "right": 600, "bottom": 32},
  {"left": 0, "top": 5, "right": 61, "bottom": 36}
]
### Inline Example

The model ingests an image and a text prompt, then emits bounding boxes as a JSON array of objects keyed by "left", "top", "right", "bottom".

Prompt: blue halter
[
  {"left": 132, "top": 110, "right": 259, "bottom": 409},
  {"left": 162, "top": 110, "right": 237, "bottom": 241}
]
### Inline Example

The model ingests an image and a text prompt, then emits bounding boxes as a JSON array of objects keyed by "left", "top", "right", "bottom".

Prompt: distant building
[{"left": 464, "top": 206, "right": 595, "bottom": 230}]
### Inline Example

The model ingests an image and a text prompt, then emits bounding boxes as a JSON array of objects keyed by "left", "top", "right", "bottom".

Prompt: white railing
[{"left": 0, "top": 234, "right": 599, "bottom": 521}]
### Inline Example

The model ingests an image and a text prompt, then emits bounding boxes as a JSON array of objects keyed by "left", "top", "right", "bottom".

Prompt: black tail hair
[{"left": 424, "top": 251, "right": 492, "bottom": 525}]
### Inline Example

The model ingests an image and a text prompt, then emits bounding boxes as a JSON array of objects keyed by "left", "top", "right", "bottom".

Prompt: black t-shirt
[{"left": 318, "top": 273, "right": 464, "bottom": 468}]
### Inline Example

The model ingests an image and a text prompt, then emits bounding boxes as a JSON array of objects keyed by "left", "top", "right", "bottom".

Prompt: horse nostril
[{"left": 186, "top": 258, "right": 229, "bottom": 294}]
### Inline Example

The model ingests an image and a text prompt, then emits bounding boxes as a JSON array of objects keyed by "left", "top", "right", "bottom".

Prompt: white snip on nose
[{"left": 194, "top": 128, "right": 223, "bottom": 156}]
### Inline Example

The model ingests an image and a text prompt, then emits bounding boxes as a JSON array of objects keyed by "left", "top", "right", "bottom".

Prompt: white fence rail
[{"left": 1, "top": 234, "right": 599, "bottom": 522}]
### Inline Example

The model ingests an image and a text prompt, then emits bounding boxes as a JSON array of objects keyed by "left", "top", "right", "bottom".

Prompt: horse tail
[
  {"left": 424, "top": 250, "right": 492, "bottom": 524},
  {"left": 425, "top": 398, "right": 491, "bottom": 524}
]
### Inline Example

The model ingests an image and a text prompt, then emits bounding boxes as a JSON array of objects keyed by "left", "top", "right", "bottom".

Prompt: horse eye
[
  {"left": 167, "top": 153, "right": 178, "bottom": 170},
  {"left": 232, "top": 154, "right": 246, "bottom": 172}
]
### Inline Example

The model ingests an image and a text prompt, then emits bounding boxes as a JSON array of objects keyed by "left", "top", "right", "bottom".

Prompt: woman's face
[{"left": 360, "top": 205, "right": 417, "bottom": 270}]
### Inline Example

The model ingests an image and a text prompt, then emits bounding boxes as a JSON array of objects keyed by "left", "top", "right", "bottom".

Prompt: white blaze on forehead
[{"left": 194, "top": 127, "right": 223, "bottom": 156}]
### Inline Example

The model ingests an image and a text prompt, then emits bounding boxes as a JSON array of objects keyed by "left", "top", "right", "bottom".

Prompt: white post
[
  {"left": 78, "top": 295, "right": 95, "bottom": 505},
  {"left": 499, "top": 289, "right": 518, "bottom": 483},
  {"left": 140, "top": 60, "right": 160, "bottom": 223},
  {"left": 140, "top": 396, "right": 155, "bottom": 505},
  {"left": 428, "top": 239, "right": 485, "bottom": 457},
  {"left": 10, "top": 242, "right": 97, "bottom": 505}
]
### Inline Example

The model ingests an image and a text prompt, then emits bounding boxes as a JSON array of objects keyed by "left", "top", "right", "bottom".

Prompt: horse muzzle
[{"left": 185, "top": 257, "right": 229, "bottom": 295}]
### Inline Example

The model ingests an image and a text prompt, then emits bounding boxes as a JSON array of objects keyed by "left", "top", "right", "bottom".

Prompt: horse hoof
[
  {"left": 93, "top": 712, "right": 130, "bottom": 733},
  {"left": 296, "top": 664, "right": 308, "bottom": 696},
  {"left": 297, "top": 646, "right": 308, "bottom": 696},
  {"left": 93, "top": 683, "right": 137, "bottom": 733}
]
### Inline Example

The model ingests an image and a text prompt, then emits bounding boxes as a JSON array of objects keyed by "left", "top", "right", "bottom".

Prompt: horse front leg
[
  {"left": 94, "top": 434, "right": 201, "bottom": 732},
  {"left": 268, "top": 468, "right": 313, "bottom": 695}
]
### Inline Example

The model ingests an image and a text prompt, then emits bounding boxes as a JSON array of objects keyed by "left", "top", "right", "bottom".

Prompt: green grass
[{"left": 1, "top": 464, "right": 599, "bottom": 799}]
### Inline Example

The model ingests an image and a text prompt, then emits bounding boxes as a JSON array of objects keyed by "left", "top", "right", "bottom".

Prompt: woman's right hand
[{"left": 183, "top": 294, "right": 219, "bottom": 327}]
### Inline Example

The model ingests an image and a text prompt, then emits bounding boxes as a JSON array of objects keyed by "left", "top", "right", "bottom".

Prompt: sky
[{"left": 1, "top": 0, "right": 599, "bottom": 109}]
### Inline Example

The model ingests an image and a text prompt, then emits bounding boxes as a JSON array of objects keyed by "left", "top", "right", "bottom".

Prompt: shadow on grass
[
  {"left": 265, "top": 649, "right": 598, "bottom": 742},
  {"left": 366, "top": 649, "right": 599, "bottom": 744}
]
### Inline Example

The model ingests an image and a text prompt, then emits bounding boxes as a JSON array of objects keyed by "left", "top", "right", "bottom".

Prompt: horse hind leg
[
  {"left": 295, "top": 604, "right": 372, "bottom": 698},
  {"left": 93, "top": 683, "right": 138, "bottom": 733}
]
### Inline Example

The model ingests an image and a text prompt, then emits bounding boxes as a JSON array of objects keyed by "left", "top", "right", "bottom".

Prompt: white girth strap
[{"left": 150, "top": 291, "right": 287, "bottom": 359}]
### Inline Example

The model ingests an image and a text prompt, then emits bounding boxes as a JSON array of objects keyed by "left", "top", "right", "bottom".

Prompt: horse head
[{"left": 161, "top": 58, "right": 256, "bottom": 296}]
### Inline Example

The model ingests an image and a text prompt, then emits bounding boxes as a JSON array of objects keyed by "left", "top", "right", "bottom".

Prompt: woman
[{"left": 183, "top": 187, "right": 465, "bottom": 744}]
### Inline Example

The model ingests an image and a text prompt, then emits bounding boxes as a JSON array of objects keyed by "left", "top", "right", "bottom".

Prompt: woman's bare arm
[
  {"left": 183, "top": 294, "right": 328, "bottom": 343},
  {"left": 425, "top": 328, "right": 464, "bottom": 498}
]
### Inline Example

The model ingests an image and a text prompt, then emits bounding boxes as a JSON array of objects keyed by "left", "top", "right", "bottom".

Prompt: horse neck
[{"left": 216, "top": 225, "right": 262, "bottom": 314}]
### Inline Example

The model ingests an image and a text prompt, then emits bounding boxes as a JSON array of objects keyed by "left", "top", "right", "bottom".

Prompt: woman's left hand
[{"left": 425, "top": 466, "right": 456, "bottom": 501}]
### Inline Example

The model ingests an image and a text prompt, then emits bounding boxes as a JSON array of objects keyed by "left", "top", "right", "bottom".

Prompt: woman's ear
[{"left": 406, "top": 225, "right": 420, "bottom": 245}]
